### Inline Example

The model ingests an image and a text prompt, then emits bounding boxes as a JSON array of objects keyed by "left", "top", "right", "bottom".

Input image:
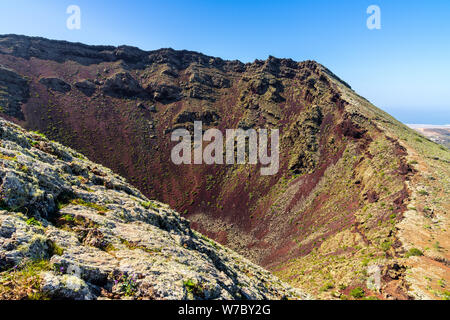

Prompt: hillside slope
[
  {"left": 0, "top": 34, "right": 448, "bottom": 299},
  {"left": 0, "top": 118, "right": 308, "bottom": 300}
]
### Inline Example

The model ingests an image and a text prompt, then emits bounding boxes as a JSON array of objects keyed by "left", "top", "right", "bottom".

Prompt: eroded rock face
[
  {"left": 102, "top": 72, "right": 143, "bottom": 97},
  {"left": 74, "top": 79, "right": 96, "bottom": 97},
  {"left": 39, "top": 77, "right": 71, "bottom": 93},
  {"left": 175, "top": 110, "right": 220, "bottom": 126},
  {"left": 0, "top": 66, "right": 29, "bottom": 120},
  {"left": 147, "top": 83, "right": 182, "bottom": 103},
  {"left": 0, "top": 119, "right": 309, "bottom": 300}
]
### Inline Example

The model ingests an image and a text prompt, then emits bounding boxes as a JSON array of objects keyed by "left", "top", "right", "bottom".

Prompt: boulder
[
  {"left": 39, "top": 77, "right": 71, "bottom": 93},
  {"left": 148, "top": 83, "right": 181, "bottom": 103},
  {"left": 75, "top": 79, "right": 96, "bottom": 96},
  {"left": 41, "top": 272, "right": 94, "bottom": 300},
  {"left": 102, "top": 72, "right": 143, "bottom": 97}
]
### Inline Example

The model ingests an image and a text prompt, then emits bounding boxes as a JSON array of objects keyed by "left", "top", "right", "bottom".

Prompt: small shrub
[
  {"left": 405, "top": 248, "right": 423, "bottom": 258},
  {"left": 350, "top": 287, "right": 365, "bottom": 299},
  {"left": 0, "top": 260, "right": 51, "bottom": 300},
  {"left": 184, "top": 279, "right": 196, "bottom": 292},
  {"left": 19, "top": 164, "right": 29, "bottom": 173},
  {"left": 433, "top": 241, "right": 441, "bottom": 251},
  {"left": 320, "top": 282, "right": 334, "bottom": 292},
  {"left": 30, "top": 140, "right": 39, "bottom": 147},
  {"left": 442, "top": 291, "right": 450, "bottom": 300},
  {"left": 31, "top": 131, "right": 46, "bottom": 138},
  {"left": 183, "top": 279, "right": 204, "bottom": 297},
  {"left": 61, "top": 214, "right": 75, "bottom": 222},
  {"left": 141, "top": 201, "right": 161, "bottom": 210},
  {"left": 26, "top": 217, "right": 42, "bottom": 227},
  {"left": 381, "top": 240, "right": 392, "bottom": 252},
  {"left": 104, "top": 243, "right": 118, "bottom": 252},
  {"left": 48, "top": 241, "right": 64, "bottom": 256},
  {"left": 71, "top": 199, "right": 108, "bottom": 212},
  {"left": 115, "top": 273, "right": 138, "bottom": 296}
]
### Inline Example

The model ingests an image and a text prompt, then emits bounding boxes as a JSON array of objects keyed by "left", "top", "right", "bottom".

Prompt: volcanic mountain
[{"left": 0, "top": 34, "right": 448, "bottom": 299}]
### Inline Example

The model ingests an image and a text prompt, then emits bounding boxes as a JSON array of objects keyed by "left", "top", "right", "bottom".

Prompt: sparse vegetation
[
  {"left": 183, "top": 279, "right": 204, "bottom": 297},
  {"left": 70, "top": 198, "right": 108, "bottom": 212},
  {"left": 31, "top": 131, "right": 47, "bottom": 139},
  {"left": 115, "top": 273, "right": 138, "bottom": 296},
  {"left": 61, "top": 214, "right": 75, "bottom": 222},
  {"left": 442, "top": 291, "right": 450, "bottom": 300},
  {"left": 320, "top": 282, "right": 334, "bottom": 292},
  {"left": 48, "top": 241, "right": 64, "bottom": 256},
  {"left": 380, "top": 240, "right": 392, "bottom": 252},
  {"left": 26, "top": 217, "right": 42, "bottom": 227},
  {"left": 141, "top": 201, "right": 161, "bottom": 210},
  {"left": 349, "top": 287, "right": 365, "bottom": 299},
  {"left": 405, "top": 248, "right": 423, "bottom": 258},
  {"left": 119, "top": 237, "right": 161, "bottom": 253},
  {"left": 0, "top": 260, "right": 51, "bottom": 300}
]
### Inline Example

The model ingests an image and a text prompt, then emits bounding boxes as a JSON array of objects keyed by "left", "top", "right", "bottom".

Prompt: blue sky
[{"left": 0, "top": 0, "right": 449, "bottom": 124}]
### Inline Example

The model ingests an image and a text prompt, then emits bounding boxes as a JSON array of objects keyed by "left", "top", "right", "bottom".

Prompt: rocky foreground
[{"left": 0, "top": 118, "right": 309, "bottom": 300}]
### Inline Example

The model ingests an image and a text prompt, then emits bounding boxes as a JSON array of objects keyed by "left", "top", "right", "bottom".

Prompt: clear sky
[{"left": 0, "top": 0, "right": 449, "bottom": 124}]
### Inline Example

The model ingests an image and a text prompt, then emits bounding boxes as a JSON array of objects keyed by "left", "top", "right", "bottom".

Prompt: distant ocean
[
  {"left": 406, "top": 124, "right": 450, "bottom": 129},
  {"left": 383, "top": 108, "right": 450, "bottom": 126}
]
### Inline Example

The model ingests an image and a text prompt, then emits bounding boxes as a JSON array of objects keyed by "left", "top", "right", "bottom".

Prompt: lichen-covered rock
[
  {"left": 0, "top": 119, "right": 309, "bottom": 300},
  {"left": 41, "top": 272, "right": 94, "bottom": 300}
]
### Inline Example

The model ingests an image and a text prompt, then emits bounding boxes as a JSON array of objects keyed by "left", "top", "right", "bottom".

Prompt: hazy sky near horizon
[{"left": 0, "top": 0, "right": 449, "bottom": 124}]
